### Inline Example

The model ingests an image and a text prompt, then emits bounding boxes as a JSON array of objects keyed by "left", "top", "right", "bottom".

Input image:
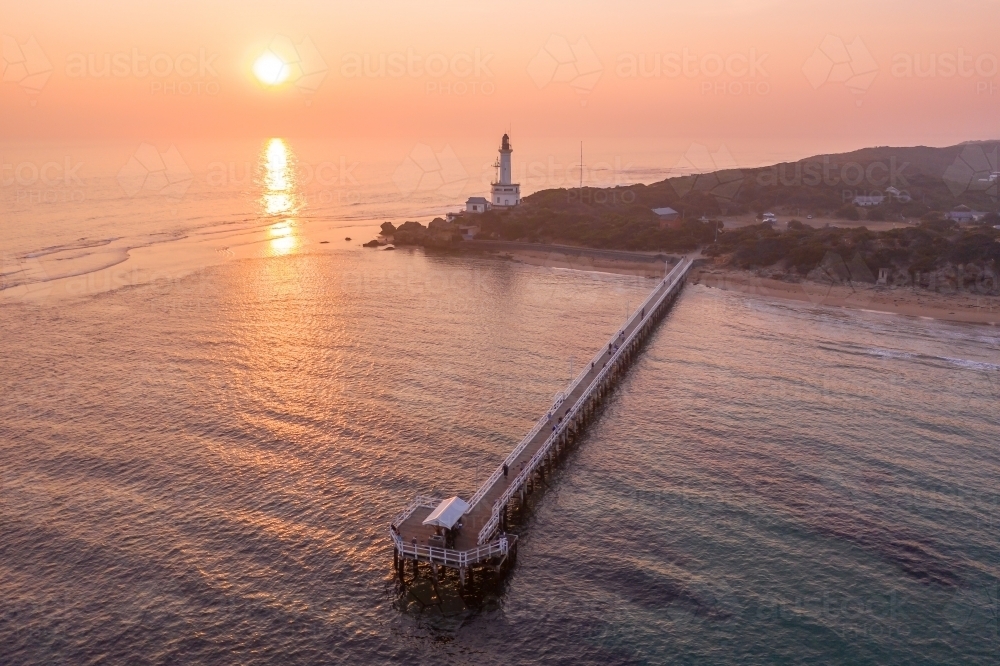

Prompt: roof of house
[
  {"left": 466, "top": 196, "right": 489, "bottom": 204},
  {"left": 651, "top": 207, "right": 678, "bottom": 216}
]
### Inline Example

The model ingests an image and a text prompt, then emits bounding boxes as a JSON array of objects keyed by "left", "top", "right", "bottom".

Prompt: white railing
[
  {"left": 561, "top": 258, "right": 687, "bottom": 400},
  {"left": 390, "top": 495, "right": 444, "bottom": 530},
  {"left": 390, "top": 529, "right": 516, "bottom": 567},
  {"left": 475, "top": 257, "right": 692, "bottom": 544},
  {"left": 467, "top": 259, "right": 688, "bottom": 512},
  {"left": 557, "top": 260, "right": 681, "bottom": 404},
  {"left": 467, "top": 413, "right": 550, "bottom": 510}
]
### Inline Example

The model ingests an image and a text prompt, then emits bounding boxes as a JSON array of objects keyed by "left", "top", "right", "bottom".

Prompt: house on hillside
[
  {"left": 853, "top": 195, "right": 885, "bottom": 207},
  {"left": 652, "top": 207, "right": 679, "bottom": 221},
  {"left": 946, "top": 205, "right": 988, "bottom": 223},
  {"left": 652, "top": 207, "right": 680, "bottom": 229}
]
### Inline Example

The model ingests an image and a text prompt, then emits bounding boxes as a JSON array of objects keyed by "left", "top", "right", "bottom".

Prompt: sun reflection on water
[
  {"left": 268, "top": 221, "right": 297, "bottom": 255},
  {"left": 260, "top": 138, "right": 300, "bottom": 255},
  {"left": 262, "top": 138, "right": 296, "bottom": 216}
]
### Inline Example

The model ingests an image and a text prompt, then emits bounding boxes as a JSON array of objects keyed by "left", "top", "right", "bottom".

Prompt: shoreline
[
  {"left": 444, "top": 242, "right": 1000, "bottom": 325},
  {"left": 454, "top": 241, "right": 675, "bottom": 279},
  {"left": 491, "top": 249, "right": 668, "bottom": 278},
  {"left": 691, "top": 267, "right": 1000, "bottom": 325}
]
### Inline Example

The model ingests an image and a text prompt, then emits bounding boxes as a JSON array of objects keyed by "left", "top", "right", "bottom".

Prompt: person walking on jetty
[{"left": 503, "top": 463, "right": 508, "bottom": 478}]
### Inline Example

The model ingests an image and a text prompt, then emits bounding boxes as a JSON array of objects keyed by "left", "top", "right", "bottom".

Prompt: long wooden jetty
[{"left": 389, "top": 257, "right": 694, "bottom": 583}]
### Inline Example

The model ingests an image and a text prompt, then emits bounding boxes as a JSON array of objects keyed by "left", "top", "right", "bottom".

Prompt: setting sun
[
  {"left": 252, "top": 51, "right": 289, "bottom": 86},
  {"left": 3, "top": 2, "right": 999, "bottom": 663}
]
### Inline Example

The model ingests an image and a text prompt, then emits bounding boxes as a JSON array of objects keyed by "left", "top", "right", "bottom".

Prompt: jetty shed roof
[{"left": 422, "top": 496, "right": 470, "bottom": 529}]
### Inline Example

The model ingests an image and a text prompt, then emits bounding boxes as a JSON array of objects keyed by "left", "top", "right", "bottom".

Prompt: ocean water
[{"left": 2, "top": 140, "right": 999, "bottom": 665}]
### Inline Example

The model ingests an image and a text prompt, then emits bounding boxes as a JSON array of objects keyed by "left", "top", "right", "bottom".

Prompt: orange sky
[{"left": 3, "top": 0, "right": 999, "bottom": 164}]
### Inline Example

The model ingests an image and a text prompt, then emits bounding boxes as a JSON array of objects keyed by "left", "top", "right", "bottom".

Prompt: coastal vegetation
[
  {"left": 704, "top": 218, "right": 1000, "bottom": 291},
  {"left": 380, "top": 142, "right": 999, "bottom": 290}
]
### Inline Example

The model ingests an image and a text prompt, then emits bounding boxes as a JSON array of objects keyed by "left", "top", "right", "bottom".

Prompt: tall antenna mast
[{"left": 580, "top": 141, "right": 583, "bottom": 189}]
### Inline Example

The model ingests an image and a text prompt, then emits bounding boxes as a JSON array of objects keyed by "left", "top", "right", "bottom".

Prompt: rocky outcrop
[
  {"left": 805, "top": 255, "right": 999, "bottom": 294},
  {"left": 392, "top": 219, "right": 461, "bottom": 247}
]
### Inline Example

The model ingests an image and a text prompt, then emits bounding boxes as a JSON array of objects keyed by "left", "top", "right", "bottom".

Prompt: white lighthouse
[{"left": 490, "top": 134, "right": 521, "bottom": 207}]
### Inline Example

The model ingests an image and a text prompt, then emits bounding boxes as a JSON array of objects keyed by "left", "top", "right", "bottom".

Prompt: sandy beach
[
  {"left": 462, "top": 241, "right": 673, "bottom": 279},
  {"left": 465, "top": 242, "right": 1000, "bottom": 325},
  {"left": 691, "top": 267, "right": 1000, "bottom": 325},
  {"left": 493, "top": 249, "right": 669, "bottom": 278}
]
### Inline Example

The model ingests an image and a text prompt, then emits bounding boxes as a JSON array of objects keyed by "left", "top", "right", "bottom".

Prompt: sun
[{"left": 253, "top": 51, "right": 289, "bottom": 86}]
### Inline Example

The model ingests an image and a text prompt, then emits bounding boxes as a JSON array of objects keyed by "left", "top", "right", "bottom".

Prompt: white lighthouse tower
[{"left": 490, "top": 134, "right": 521, "bottom": 207}]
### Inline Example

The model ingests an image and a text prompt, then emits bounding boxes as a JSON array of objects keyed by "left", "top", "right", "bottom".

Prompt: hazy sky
[{"left": 3, "top": 0, "right": 999, "bottom": 163}]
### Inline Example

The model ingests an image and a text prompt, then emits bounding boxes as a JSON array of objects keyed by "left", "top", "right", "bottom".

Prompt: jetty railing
[
  {"left": 465, "top": 258, "right": 684, "bottom": 513},
  {"left": 390, "top": 495, "right": 443, "bottom": 531},
  {"left": 474, "top": 257, "right": 692, "bottom": 544},
  {"left": 389, "top": 530, "right": 516, "bottom": 567},
  {"left": 466, "top": 415, "right": 550, "bottom": 510}
]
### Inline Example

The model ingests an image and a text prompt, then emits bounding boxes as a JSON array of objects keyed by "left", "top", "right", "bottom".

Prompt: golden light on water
[
  {"left": 261, "top": 138, "right": 296, "bottom": 216},
  {"left": 259, "top": 138, "right": 300, "bottom": 255},
  {"left": 268, "top": 221, "right": 297, "bottom": 255}
]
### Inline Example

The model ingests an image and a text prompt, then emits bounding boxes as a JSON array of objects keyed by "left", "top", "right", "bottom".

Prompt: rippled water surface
[
  {"left": 2, "top": 246, "right": 999, "bottom": 665},
  {"left": 2, "top": 138, "right": 999, "bottom": 663}
]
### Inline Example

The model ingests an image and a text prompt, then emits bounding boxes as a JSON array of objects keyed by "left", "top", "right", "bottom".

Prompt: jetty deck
[{"left": 390, "top": 256, "right": 693, "bottom": 577}]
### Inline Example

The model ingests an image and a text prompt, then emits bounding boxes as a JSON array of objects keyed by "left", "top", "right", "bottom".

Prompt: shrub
[{"left": 837, "top": 204, "right": 860, "bottom": 220}]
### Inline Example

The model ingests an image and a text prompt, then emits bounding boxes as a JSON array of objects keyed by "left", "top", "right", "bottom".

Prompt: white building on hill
[
  {"left": 465, "top": 196, "right": 490, "bottom": 213},
  {"left": 490, "top": 134, "right": 521, "bottom": 208}
]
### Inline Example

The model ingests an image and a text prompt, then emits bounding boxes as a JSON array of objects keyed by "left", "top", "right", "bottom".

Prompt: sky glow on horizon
[{"left": 2, "top": 0, "right": 998, "bottom": 164}]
